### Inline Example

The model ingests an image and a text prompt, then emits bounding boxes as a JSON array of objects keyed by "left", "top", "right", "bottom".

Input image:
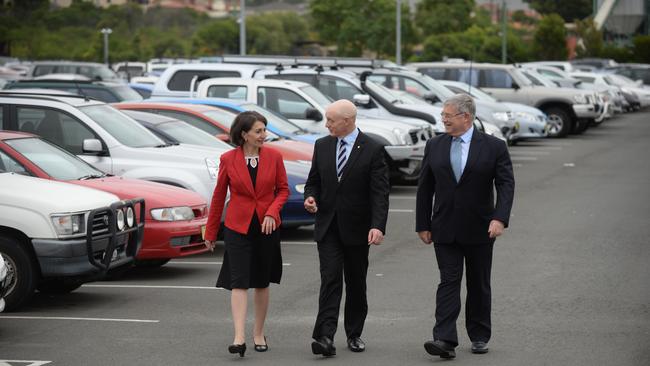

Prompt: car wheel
[
  {"left": 134, "top": 258, "right": 171, "bottom": 268},
  {"left": 37, "top": 279, "right": 82, "bottom": 294},
  {"left": 570, "top": 119, "right": 590, "bottom": 134},
  {"left": 0, "top": 235, "right": 38, "bottom": 311},
  {"left": 544, "top": 107, "right": 572, "bottom": 138}
]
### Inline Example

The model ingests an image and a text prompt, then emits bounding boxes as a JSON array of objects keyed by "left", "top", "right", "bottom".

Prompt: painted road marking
[{"left": 0, "top": 316, "right": 158, "bottom": 323}]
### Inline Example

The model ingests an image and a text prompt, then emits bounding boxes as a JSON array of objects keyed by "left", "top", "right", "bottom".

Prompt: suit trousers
[
  {"left": 312, "top": 221, "right": 370, "bottom": 340},
  {"left": 433, "top": 242, "right": 494, "bottom": 347}
]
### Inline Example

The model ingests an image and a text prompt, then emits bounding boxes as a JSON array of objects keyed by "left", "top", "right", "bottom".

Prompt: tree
[
  {"left": 524, "top": 0, "right": 592, "bottom": 22},
  {"left": 575, "top": 18, "right": 603, "bottom": 58},
  {"left": 415, "top": 0, "right": 475, "bottom": 36},
  {"left": 632, "top": 35, "right": 650, "bottom": 63},
  {"left": 532, "top": 13, "right": 567, "bottom": 60}
]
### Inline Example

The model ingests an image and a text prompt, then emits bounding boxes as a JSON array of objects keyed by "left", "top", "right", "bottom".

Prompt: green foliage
[
  {"left": 511, "top": 10, "right": 537, "bottom": 25},
  {"left": 575, "top": 18, "right": 603, "bottom": 58},
  {"left": 532, "top": 13, "right": 567, "bottom": 60},
  {"left": 524, "top": 0, "right": 592, "bottom": 22},
  {"left": 415, "top": 0, "right": 475, "bottom": 36},
  {"left": 632, "top": 36, "right": 650, "bottom": 63}
]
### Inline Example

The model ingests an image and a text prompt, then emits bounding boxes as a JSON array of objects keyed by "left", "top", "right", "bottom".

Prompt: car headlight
[
  {"left": 116, "top": 209, "right": 125, "bottom": 231},
  {"left": 151, "top": 207, "right": 195, "bottom": 221},
  {"left": 51, "top": 213, "right": 86, "bottom": 237},
  {"left": 392, "top": 128, "right": 410, "bottom": 145},
  {"left": 492, "top": 112, "right": 510, "bottom": 122},
  {"left": 295, "top": 184, "right": 305, "bottom": 194},
  {"left": 126, "top": 207, "right": 135, "bottom": 228},
  {"left": 205, "top": 158, "right": 218, "bottom": 180},
  {"left": 573, "top": 94, "right": 589, "bottom": 104}
]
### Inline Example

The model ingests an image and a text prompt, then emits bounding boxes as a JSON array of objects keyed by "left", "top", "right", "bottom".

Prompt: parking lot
[{"left": 1, "top": 110, "right": 649, "bottom": 366}]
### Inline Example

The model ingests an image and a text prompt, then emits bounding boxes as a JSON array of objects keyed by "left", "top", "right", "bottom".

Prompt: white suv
[
  {"left": 0, "top": 172, "right": 143, "bottom": 311},
  {"left": 0, "top": 92, "right": 228, "bottom": 203}
]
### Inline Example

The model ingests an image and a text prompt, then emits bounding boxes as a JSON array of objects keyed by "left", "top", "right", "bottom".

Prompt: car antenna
[{"left": 75, "top": 81, "right": 90, "bottom": 101}]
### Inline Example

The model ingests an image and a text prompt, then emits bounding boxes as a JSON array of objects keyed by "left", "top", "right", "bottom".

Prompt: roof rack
[
  {"left": 221, "top": 55, "right": 392, "bottom": 70},
  {"left": 0, "top": 91, "right": 96, "bottom": 103}
]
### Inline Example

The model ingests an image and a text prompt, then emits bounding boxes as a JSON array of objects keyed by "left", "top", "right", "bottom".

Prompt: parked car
[
  {"left": 0, "top": 131, "right": 209, "bottom": 267},
  {"left": 0, "top": 91, "right": 227, "bottom": 204},
  {"left": 570, "top": 71, "right": 649, "bottom": 109},
  {"left": 26, "top": 61, "right": 122, "bottom": 83},
  {"left": 195, "top": 77, "right": 432, "bottom": 182},
  {"left": 117, "top": 110, "right": 314, "bottom": 229},
  {"left": 0, "top": 172, "right": 143, "bottom": 311},
  {"left": 4, "top": 78, "right": 143, "bottom": 103},
  {"left": 112, "top": 61, "right": 147, "bottom": 80},
  {"left": 130, "top": 82, "right": 154, "bottom": 98},
  {"left": 408, "top": 62, "right": 600, "bottom": 137},
  {"left": 610, "top": 63, "right": 650, "bottom": 85},
  {"left": 114, "top": 101, "right": 315, "bottom": 162},
  {"left": 0, "top": 254, "right": 7, "bottom": 312}
]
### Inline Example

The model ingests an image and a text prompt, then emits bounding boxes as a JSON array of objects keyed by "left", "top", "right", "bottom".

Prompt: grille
[
  {"left": 409, "top": 130, "right": 419, "bottom": 144},
  {"left": 92, "top": 210, "right": 110, "bottom": 236}
]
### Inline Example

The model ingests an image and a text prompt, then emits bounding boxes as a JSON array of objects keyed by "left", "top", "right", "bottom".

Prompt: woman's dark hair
[{"left": 229, "top": 111, "right": 268, "bottom": 147}]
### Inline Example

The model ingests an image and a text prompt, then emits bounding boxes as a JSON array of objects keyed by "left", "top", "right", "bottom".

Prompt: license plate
[{"left": 201, "top": 225, "right": 206, "bottom": 240}]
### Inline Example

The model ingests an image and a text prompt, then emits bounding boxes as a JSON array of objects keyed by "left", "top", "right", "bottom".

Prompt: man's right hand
[
  {"left": 304, "top": 196, "right": 318, "bottom": 214},
  {"left": 417, "top": 231, "right": 432, "bottom": 245}
]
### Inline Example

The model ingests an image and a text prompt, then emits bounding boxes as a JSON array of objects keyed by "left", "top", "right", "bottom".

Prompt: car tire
[
  {"left": 37, "top": 279, "right": 83, "bottom": 294},
  {"left": 544, "top": 107, "right": 572, "bottom": 138},
  {"left": 134, "top": 258, "right": 171, "bottom": 268},
  {"left": 0, "top": 234, "right": 38, "bottom": 311},
  {"left": 570, "top": 119, "right": 589, "bottom": 134}
]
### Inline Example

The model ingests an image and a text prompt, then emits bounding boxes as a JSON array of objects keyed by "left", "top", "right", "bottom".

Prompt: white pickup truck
[{"left": 0, "top": 172, "right": 144, "bottom": 311}]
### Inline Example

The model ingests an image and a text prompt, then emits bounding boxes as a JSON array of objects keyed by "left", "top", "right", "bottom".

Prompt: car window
[
  {"left": 32, "top": 65, "right": 56, "bottom": 76},
  {"left": 0, "top": 149, "right": 28, "bottom": 174},
  {"left": 538, "top": 68, "right": 562, "bottom": 78},
  {"left": 266, "top": 73, "right": 316, "bottom": 85},
  {"left": 155, "top": 110, "right": 226, "bottom": 135},
  {"left": 521, "top": 71, "right": 544, "bottom": 86},
  {"left": 0, "top": 106, "right": 3, "bottom": 129},
  {"left": 167, "top": 70, "right": 240, "bottom": 91},
  {"left": 206, "top": 85, "right": 247, "bottom": 100},
  {"left": 5, "top": 137, "right": 104, "bottom": 179},
  {"left": 155, "top": 121, "right": 230, "bottom": 149},
  {"left": 258, "top": 87, "right": 314, "bottom": 120},
  {"left": 417, "top": 67, "right": 446, "bottom": 80},
  {"left": 316, "top": 76, "right": 360, "bottom": 101},
  {"left": 80, "top": 87, "right": 120, "bottom": 103},
  {"left": 80, "top": 105, "right": 165, "bottom": 148},
  {"left": 481, "top": 69, "right": 514, "bottom": 88},
  {"left": 17, "top": 107, "right": 98, "bottom": 154},
  {"left": 241, "top": 103, "right": 303, "bottom": 134},
  {"left": 300, "top": 85, "right": 333, "bottom": 105}
]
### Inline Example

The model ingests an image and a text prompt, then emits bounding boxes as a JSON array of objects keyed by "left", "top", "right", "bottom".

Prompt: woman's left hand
[{"left": 261, "top": 216, "right": 277, "bottom": 235}]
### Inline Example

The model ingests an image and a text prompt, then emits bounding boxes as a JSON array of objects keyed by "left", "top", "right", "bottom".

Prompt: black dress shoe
[
  {"left": 424, "top": 340, "right": 456, "bottom": 359},
  {"left": 311, "top": 336, "right": 336, "bottom": 357},
  {"left": 254, "top": 336, "right": 268, "bottom": 352},
  {"left": 347, "top": 337, "right": 366, "bottom": 352},
  {"left": 471, "top": 341, "right": 489, "bottom": 354},
  {"left": 228, "top": 343, "right": 246, "bottom": 357}
]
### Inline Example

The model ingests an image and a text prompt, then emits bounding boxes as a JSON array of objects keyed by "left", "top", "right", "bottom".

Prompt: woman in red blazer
[{"left": 204, "top": 111, "right": 289, "bottom": 357}]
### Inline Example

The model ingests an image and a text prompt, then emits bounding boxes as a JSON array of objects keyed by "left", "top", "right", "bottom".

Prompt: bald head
[{"left": 325, "top": 99, "right": 357, "bottom": 138}]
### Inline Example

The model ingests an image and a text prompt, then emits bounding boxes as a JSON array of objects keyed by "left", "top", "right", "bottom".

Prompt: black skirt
[{"left": 216, "top": 214, "right": 282, "bottom": 290}]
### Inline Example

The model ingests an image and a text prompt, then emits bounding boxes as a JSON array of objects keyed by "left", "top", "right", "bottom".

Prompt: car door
[
  {"left": 14, "top": 106, "right": 113, "bottom": 174},
  {"left": 480, "top": 69, "right": 528, "bottom": 105},
  {"left": 256, "top": 86, "right": 327, "bottom": 134}
]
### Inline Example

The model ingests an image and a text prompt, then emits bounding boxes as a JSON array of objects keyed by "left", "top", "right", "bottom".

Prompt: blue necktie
[
  {"left": 451, "top": 137, "right": 462, "bottom": 182},
  {"left": 337, "top": 139, "right": 348, "bottom": 178}
]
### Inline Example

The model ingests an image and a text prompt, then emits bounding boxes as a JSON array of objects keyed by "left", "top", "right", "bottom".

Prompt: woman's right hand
[{"left": 204, "top": 240, "right": 216, "bottom": 252}]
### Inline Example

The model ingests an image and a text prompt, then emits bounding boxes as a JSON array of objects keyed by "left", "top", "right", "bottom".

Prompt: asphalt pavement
[{"left": 1, "top": 111, "right": 649, "bottom": 366}]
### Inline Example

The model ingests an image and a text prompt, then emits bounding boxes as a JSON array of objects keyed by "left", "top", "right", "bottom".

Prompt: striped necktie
[{"left": 337, "top": 139, "right": 348, "bottom": 178}]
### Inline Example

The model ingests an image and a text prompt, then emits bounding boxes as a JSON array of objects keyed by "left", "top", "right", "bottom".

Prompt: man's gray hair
[{"left": 443, "top": 93, "right": 476, "bottom": 119}]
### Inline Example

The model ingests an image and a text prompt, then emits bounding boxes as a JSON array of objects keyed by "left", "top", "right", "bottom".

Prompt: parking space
[{"left": 1, "top": 111, "right": 649, "bottom": 365}]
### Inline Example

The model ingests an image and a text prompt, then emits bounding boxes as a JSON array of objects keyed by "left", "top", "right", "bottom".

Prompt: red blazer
[{"left": 204, "top": 146, "right": 289, "bottom": 240}]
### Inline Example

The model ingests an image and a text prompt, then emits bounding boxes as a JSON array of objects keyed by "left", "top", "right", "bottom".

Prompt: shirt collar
[
  {"left": 338, "top": 128, "right": 359, "bottom": 146},
  {"left": 456, "top": 126, "right": 474, "bottom": 144}
]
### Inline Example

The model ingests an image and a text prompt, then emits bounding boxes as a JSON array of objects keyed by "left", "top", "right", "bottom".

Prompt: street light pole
[
  {"left": 396, "top": 0, "right": 402, "bottom": 65},
  {"left": 240, "top": 0, "right": 246, "bottom": 55},
  {"left": 501, "top": 0, "right": 507, "bottom": 64},
  {"left": 100, "top": 28, "right": 112, "bottom": 65}
]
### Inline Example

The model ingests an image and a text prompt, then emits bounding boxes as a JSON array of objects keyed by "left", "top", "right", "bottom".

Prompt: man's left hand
[
  {"left": 488, "top": 220, "right": 505, "bottom": 238},
  {"left": 368, "top": 228, "right": 384, "bottom": 245}
]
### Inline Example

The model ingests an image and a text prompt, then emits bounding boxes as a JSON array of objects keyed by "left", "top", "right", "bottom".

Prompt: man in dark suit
[
  {"left": 416, "top": 94, "right": 514, "bottom": 359},
  {"left": 304, "top": 99, "right": 390, "bottom": 357}
]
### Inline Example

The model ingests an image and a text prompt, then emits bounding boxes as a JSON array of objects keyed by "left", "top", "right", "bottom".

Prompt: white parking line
[
  {"left": 511, "top": 156, "right": 538, "bottom": 161},
  {"left": 0, "top": 316, "right": 158, "bottom": 323},
  {"left": 509, "top": 150, "right": 551, "bottom": 155},
  {"left": 389, "top": 209, "right": 414, "bottom": 213},
  {"left": 390, "top": 196, "right": 416, "bottom": 200},
  {"left": 0, "top": 361, "right": 52, "bottom": 366},
  {"left": 83, "top": 284, "right": 221, "bottom": 290}
]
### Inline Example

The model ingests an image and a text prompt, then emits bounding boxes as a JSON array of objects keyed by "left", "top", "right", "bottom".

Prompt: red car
[
  {"left": 0, "top": 131, "right": 209, "bottom": 266},
  {"left": 114, "top": 102, "right": 314, "bottom": 162}
]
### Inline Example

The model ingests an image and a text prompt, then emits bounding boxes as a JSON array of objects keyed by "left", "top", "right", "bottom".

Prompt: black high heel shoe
[
  {"left": 228, "top": 343, "right": 246, "bottom": 357},
  {"left": 254, "top": 336, "right": 268, "bottom": 352}
]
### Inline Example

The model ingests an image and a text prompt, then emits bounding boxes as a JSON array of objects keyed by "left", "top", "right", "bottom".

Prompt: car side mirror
[
  {"left": 352, "top": 94, "right": 371, "bottom": 106},
  {"left": 215, "top": 133, "right": 230, "bottom": 142},
  {"left": 83, "top": 139, "right": 104, "bottom": 154},
  {"left": 423, "top": 92, "right": 440, "bottom": 104},
  {"left": 512, "top": 82, "right": 520, "bottom": 90},
  {"left": 305, "top": 107, "right": 323, "bottom": 121}
]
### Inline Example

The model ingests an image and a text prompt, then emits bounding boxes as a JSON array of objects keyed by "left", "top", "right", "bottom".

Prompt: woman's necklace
[{"left": 245, "top": 156, "right": 259, "bottom": 168}]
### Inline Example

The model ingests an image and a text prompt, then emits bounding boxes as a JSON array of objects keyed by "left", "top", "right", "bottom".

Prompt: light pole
[
  {"left": 239, "top": 0, "right": 246, "bottom": 55},
  {"left": 501, "top": 0, "right": 507, "bottom": 64},
  {"left": 100, "top": 28, "right": 112, "bottom": 65},
  {"left": 396, "top": 0, "right": 402, "bottom": 65}
]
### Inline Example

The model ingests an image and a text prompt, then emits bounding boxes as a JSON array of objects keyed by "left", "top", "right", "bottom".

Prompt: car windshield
[
  {"left": 510, "top": 68, "right": 533, "bottom": 86},
  {"left": 300, "top": 85, "right": 333, "bottom": 105},
  {"left": 79, "top": 105, "right": 166, "bottom": 148},
  {"left": 202, "top": 109, "right": 238, "bottom": 128},
  {"left": 606, "top": 74, "right": 635, "bottom": 86},
  {"left": 420, "top": 75, "right": 456, "bottom": 99},
  {"left": 111, "top": 85, "right": 144, "bottom": 101},
  {"left": 155, "top": 120, "right": 232, "bottom": 149},
  {"left": 5, "top": 137, "right": 105, "bottom": 180},
  {"left": 366, "top": 80, "right": 399, "bottom": 104},
  {"left": 241, "top": 103, "right": 304, "bottom": 134}
]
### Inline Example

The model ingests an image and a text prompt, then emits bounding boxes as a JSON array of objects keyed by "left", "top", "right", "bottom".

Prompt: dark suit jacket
[
  {"left": 304, "top": 131, "right": 390, "bottom": 245},
  {"left": 415, "top": 129, "right": 514, "bottom": 244},
  {"left": 205, "top": 146, "right": 289, "bottom": 240}
]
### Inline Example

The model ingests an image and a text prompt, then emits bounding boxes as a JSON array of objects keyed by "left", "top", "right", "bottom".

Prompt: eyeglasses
[{"left": 440, "top": 112, "right": 465, "bottom": 120}]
